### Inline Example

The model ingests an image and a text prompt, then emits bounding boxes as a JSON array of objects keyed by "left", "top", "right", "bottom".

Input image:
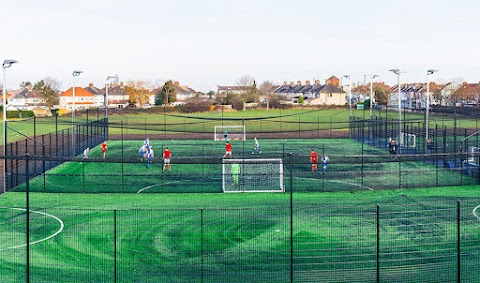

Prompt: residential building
[
  {"left": 105, "top": 82, "right": 129, "bottom": 108},
  {"left": 273, "top": 79, "right": 346, "bottom": 105},
  {"left": 59, "top": 87, "right": 95, "bottom": 110},
  {"left": 8, "top": 85, "right": 47, "bottom": 110}
]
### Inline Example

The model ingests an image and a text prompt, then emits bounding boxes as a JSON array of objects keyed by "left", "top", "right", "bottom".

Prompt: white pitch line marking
[
  {"left": 473, "top": 204, "right": 480, "bottom": 220},
  {"left": 0, "top": 207, "right": 64, "bottom": 251},
  {"left": 137, "top": 180, "right": 191, "bottom": 193}
]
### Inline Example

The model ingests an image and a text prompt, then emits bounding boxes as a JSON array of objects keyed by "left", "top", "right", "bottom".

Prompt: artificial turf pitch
[{"left": 1, "top": 139, "right": 479, "bottom": 282}]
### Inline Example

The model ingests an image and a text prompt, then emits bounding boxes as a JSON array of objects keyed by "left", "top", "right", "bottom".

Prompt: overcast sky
[{"left": 2, "top": 0, "right": 480, "bottom": 91}]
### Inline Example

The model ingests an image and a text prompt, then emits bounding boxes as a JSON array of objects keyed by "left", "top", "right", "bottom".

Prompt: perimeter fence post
[
  {"left": 376, "top": 204, "right": 380, "bottom": 283},
  {"left": 121, "top": 121, "right": 124, "bottom": 193},
  {"left": 200, "top": 208, "right": 204, "bottom": 283},
  {"left": 289, "top": 152, "right": 293, "bottom": 283},
  {"left": 457, "top": 200, "right": 460, "bottom": 283},
  {"left": 42, "top": 135, "right": 46, "bottom": 193},
  {"left": 114, "top": 209, "right": 117, "bottom": 283},
  {"left": 317, "top": 116, "right": 320, "bottom": 138},
  {"left": 26, "top": 154, "right": 30, "bottom": 283}
]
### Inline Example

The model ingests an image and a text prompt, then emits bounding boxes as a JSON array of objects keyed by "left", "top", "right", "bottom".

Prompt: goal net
[
  {"left": 400, "top": 132, "right": 416, "bottom": 148},
  {"left": 222, "top": 159, "right": 284, "bottom": 192},
  {"left": 214, "top": 125, "right": 246, "bottom": 141},
  {"left": 467, "top": 146, "right": 479, "bottom": 166}
]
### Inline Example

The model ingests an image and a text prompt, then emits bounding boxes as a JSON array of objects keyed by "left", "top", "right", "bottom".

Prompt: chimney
[
  {"left": 28, "top": 85, "right": 33, "bottom": 91},
  {"left": 89, "top": 83, "right": 94, "bottom": 88},
  {"left": 297, "top": 80, "right": 301, "bottom": 85},
  {"left": 290, "top": 81, "right": 294, "bottom": 86},
  {"left": 314, "top": 80, "right": 320, "bottom": 85},
  {"left": 306, "top": 80, "right": 310, "bottom": 85},
  {"left": 174, "top": 81, "right": 180, "bottom": 86},
  {"left": 283, "top": 81, "right": 287, "bottom": 86}
]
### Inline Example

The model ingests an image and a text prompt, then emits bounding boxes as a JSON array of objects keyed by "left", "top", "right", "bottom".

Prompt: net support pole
[
  {"left": 26, "top": 154, "right": 30, "bottom": 283},
  {"left": 457, "top": 200, "right": 461, "bottom": 283},
  {"left": 200, "top": 208, "right": 205, "bottom": 283},
  {"left": 376, "top": 204, "right": 380, "bottom": 283},
  {"left": 114, "top": 209, "right": 117, "bottom": 283},
  {"left": 289, "top": 153, "right": 293, "bottom": 283}
]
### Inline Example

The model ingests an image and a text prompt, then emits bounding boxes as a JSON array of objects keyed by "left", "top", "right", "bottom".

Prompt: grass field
[
  {"left": 3, "top": 108, "right": 479, "bottom": 144},
  {"left": 2, "top": 138, "right": 479, "bottom": 282}
]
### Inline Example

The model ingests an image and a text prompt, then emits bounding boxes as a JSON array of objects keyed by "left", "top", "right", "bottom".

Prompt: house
[
  {"left": 59, "top": 87, "right": 96, "bottom": 110},
  {"left": 104, "top": 82, "right": 129, "bottom": 108},
  {"left": 325, "top": 75, "right": 340, "bottom": 87},
  {"left": 8, "top": 85, "right": 47, "bottom": 110},
  {"left": 172, "top": 81, "right": 199, "bottom": 104},
  {"left": 452, "top": 82, "right": 480, "bottom": 106},
  {"left": 274, "top": 79, "right": 346, "bottom": 105},
  {"left": 85, "top": 83, "right": 105, "bottom": 107},
  {"left": 439, "top": 82, "right": 461, "bottom": 106}
]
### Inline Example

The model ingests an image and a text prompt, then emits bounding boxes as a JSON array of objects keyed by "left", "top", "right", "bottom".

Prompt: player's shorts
[
  {"left": 225, "top": 151, "right": 232, "bottom": 155},
  {"left": 312, "top": 164, "right": 317, "bottom": 170},
  {"left": 164, "top": 158, "right": 170, "bottom": 164}
]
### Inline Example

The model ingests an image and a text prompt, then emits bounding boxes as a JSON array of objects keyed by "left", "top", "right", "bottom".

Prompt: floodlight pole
[
  {"left": 105, "top": 75, "right": 115, "bottom": 118},
  {"left": 426, "top": 69, "right": 438, "bottom": 149},
  {"left": 389, "top": 69, "right": 403, "bottom": 154},
  {"left": 368, "top": 74, "right": 379, "bottom": 118},
  {"left": 2, "top": 59, "right": 17, "bottom": 192},
  {"left": 72, "top": 70, "right": 83, "bottom": 156}
]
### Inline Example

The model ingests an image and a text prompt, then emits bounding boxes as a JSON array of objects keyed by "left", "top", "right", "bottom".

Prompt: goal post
[
  {"left": 222, "top": 158, "right": 284, "bottom": 192},
  {"left": 214, "top": 125, "right": 246, "bottom": 141},
  {"left": 400, "top": 132, "right": 416, "bottom": 148},
  {"left": 467, "top": 146, "right": 479, "bottom": 166}
]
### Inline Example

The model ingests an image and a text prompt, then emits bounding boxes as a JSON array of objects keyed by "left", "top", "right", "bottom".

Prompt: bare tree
[
  {"left": 125, "top": 80, "right": 152, "bottom": 106},
  {"left": 236, "top": 75, "right": 257, "bottom": 111},
  {"left": 258, "top": 81, "right": 274, "bottom": 111}
]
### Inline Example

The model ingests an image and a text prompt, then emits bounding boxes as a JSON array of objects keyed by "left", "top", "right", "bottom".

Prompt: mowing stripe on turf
[
  {"left": 473, "top": 204, "right": 480, "bottom": 220},
  {"left": 0, "top": 207, "right": 64, "bottom": 251},
  {"left": 294, "top": 177, "right": 374, "bottom": 191}
]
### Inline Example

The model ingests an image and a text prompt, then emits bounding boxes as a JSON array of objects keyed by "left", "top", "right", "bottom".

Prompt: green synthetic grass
[
  {"left": 2, "top": 136, "right": 480, "bottom": 282},
  {"left": 1, "top": 186, "right": 479, "bottom": 283},
  {"left": 14, "top": 138, "right": 479, "bottom": 194}
]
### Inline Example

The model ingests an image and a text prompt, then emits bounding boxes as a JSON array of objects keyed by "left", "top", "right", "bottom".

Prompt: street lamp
[
  {"left": 426, "top": 69, "right": 438, "bottom": 147},
  {"left": 368, "top": 74, "right": 379, "bottom": 118},
  {"left": 2, "top": 59, "right": 18, "bottom": 192},
  {"left": 389, "top": 69, "right": 403, "bottom": 153},
  {"left": 105, "top": 75, "right": 116, "bottom": 118},
  {"left": 72, "top": 70, "right": 83, "bottom": 156},
  {"left": 342, "top": 75, "right": 352, "bottom": 116}
]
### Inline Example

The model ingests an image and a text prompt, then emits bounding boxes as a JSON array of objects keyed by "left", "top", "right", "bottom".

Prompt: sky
[{"left": 2, "top": 0, "right": 480, "bottom": 92}]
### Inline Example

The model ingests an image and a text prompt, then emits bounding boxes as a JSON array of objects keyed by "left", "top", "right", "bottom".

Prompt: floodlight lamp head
[
  {"left": 389, "top": 69, "right": 401, "bottom": 75},
  {"left": 72, "top": 70, "right": 83, "bottom": 76},
  {"left": 2, "top": 59, "right": 18, "bottom": 69},
  {"left": 342, "top": 75, "right": 350, "bottom": 79},
  {"left": 373, "top": 75, "right": 379, "bottom": 79},
  {"left": 106, "top": 75, "right": 115, "bottom": 80},
  {"left": 427, "top": 69, "right": 438, "bottom": 75}
]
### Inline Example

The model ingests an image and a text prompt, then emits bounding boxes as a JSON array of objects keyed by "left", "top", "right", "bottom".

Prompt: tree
[
  {"left": 258, "top": 81, "right": 275, "bottom": 111},
  {"left": 20, "top": 81, "right": 32, "bottom": 88},
  {"left": 298, "top": 94, "right": 304, "bottom": 104},
  {"left": 206, "top": 91, "right": 215, "bottom": 99},
  {"left": 125, "top": 80, "right": 152, "bottom": 106},
  {"left": 155, "top": 80, "right": 177, "bottom": 105},
  {"left": 33, "top": 77, "right": 61, "bottom": 108},
  {"left": 236, "top": 75, "right": 257, "bottom": 111}
]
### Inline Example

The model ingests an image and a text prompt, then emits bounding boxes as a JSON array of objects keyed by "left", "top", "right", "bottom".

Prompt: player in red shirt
[
  {"left": 223, "top": 142, "right": 232, "bottom": 159},
  {"left": 163, "top": 147, "right": 171, "bottom": 171},
  {"left": 102, "top": 141, "right": 108, "bottom": 159},
  {"left": 310, "top": 149, "right": 318, "bottom": 172}
]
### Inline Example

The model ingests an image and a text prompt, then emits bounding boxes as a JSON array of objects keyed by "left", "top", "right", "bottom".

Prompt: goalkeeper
[{"left": 231, "top": 162, "right": 240, "bottom": 186}]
